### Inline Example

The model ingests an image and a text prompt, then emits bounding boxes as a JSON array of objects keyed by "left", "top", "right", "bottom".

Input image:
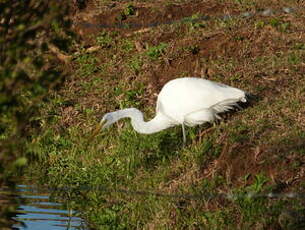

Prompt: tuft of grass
[
  {"left": 96, "top": 31, "right": 116, "bottom": 48},
  {"left": 117, "top": 4, "right": 136, "bottom": 21},
  {"left": 127, "top": 56, "right": 143, "bottom": 75},
  {"left": 255, "top": 18, "right": 290, "bottom": 32},
  {"left": 75, "top": 53, "right": 98, "bottom": 77},
  {"left": 146, "top": 43, "right": 168, "bottom": 60},
  {"left": 121, "top": 39, "right": 134, "bottom": 52}
]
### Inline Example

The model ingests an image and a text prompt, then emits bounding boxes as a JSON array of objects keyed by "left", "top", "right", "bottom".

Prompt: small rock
[
  {"left": 241, "top": 12, "right": 253, "bottom": 18},
  {"left": 86, "top": 46, "right": 101, "bottom": 53},
  {"left": 261, "top": 9, "right": 273, "bottom": 16},
  {"left": 222, "top": 14, "right": 232, "bottom": 20},
  {"left": 282, "top": 7, "right": 294, "bottom": 14}
]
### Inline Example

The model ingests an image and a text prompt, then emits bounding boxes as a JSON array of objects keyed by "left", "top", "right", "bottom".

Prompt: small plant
[
  {"left": 185, "top": 45, "right": 200, "bottom": 55},
  {"left": 255, "top": 18, "right": 290, "bottom": 32},
  {"left": 127, "top": 56, "right": 142, "bottom": 75},
  {"left": 269, "top": 18, "right": 290, "bottom": 32},
  {"left": 124, "top": 4, "right": 135, "bottom": 16},
  {"left": 269, "top": 18, "right": 280, "bottom": 27},
  {"left": 75, "top": 53, "right": 98, "bottom": 77},
  {"left": 117, "top": 4, "right": 136, "bottom": 21},
  {"left": 189, "top": 14, "right": 206, "bottom": 30},
  {"left": 255, "top": 20, "right": 265, "bottom": 29},
  {"left": 233, "top": 174, "right": 273, "bottom": 226},
  {"left": 233, "top": 35, "right": 244, "bottom": 41},
  {"left": 288, "top": 52, "right": 301, "bottom": 65},
  {"left": 146, "top": 43, "right": 168, "bottom": 60},
  {"left": 279, "top": 22, "right": 290, "bottom": 32},
  {"left": 293, "top": 43, "right": 305, "bottom": 50},
  {"left": 96, "top": 31, "right": 114, "bottom": 48},
  {"left": 230, "top": 74, "right": 242, "bottom": 81},
  {"left": 121, "top": 39, "right": 134, "bottom": 52},
  {"left": 122, "top": 83, "right": 145, "bottom": 108}
]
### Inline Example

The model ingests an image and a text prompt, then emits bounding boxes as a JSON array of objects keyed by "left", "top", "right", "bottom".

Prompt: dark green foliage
[
  {"left": 0, "top": 1, "right": 73, "bottom": 225},
  {"left": 0, "top": 0, "right": 72, "bottom": 185}
]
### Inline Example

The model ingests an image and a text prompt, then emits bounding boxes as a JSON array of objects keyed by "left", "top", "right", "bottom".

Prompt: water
[{"left": 0, "top": 184, "right": 87, "bottom": 230}]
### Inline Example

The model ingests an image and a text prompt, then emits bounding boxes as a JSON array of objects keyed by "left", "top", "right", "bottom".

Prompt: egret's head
[
  {"left": 100, "top": 113, "right": 115, "bottom": 129},
  {"left": 89, "top": 113, "right": 115, "bottom": 141}
]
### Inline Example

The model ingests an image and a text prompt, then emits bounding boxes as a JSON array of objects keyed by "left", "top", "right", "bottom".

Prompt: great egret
[{"left": 93, "top": 77, "right": 247, "bottom": 143}]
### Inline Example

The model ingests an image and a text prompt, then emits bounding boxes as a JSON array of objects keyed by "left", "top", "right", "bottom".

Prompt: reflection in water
[{"left": 1, "top": 184, "right": 86, "bottom": 230}]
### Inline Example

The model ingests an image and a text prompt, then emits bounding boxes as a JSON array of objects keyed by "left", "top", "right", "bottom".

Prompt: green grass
[
  {"left": 96, "top": 31, "right": 116, "bottom": 48},
  {"left": 146, "top": 43, "right": 168, "bottom": 60},
  {"left": 23, "top": 0, "right": 305, "bottom": 229},
  {"left": 75, "top": 53, "right": 99, "bottom": 78}
]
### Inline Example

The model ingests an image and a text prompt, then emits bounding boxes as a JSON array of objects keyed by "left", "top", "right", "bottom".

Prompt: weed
[
  {"left": 75, "top": 53, "right": 98, "bottom": 77},
  {"left": 254, "top": 20, "right": 265, "bottom": 29},
  {"left": 234, "top": 0, "right": 256, "bottom": 6},
  {"left": 185, "top": 45, "right": 200, "bottom": 55},
  {"left": 124, "top": 4, "right": 135, "bottom": 16},
  {"left": 216, "top": 17, "right": 239, "bottom": 30},
  {"left": 121, "top": 39, "right": 134, "bottom": 52},
  {"left": 187, "top": 14, "right": 206, "bottom": 30},
  {"left": 117, "top": 4, "right": 136, "bottom": 21},
  {"left": 230, "top": 74, "right": 243, "bottom": 82},
  {"left": 114, "top": 82, "right": 145, "bottom": 108},
  {"left": 92, "top": 205, "right": 127, "bottom": 230},
  {"left": 293, "top": 43, "right": 305, "bottom": 50},
  {"left": 127, "top": 56, "right": 142, "bottom": 75},
  {"left": 233, "top": 35, "right": 245, "bottom": 41},
  {"left": 229, "top": 121, "right": 250, "bottom": 143},
  {"left": 233, "top": 174, "right": 275, "bottom": 227},
  {"left": 146, "top": 43, "right": 168, "bottom": 60},
  {"left": 269, "top": 18, "right": 280, "bottom": 27},
  {"left": 288, "top": 52, "right": 301, "bottom": 65},
  {"left": 254, "top": 18, "right": 290, "bottom": 32},
  {"left": 194, "top": 138, "right": 213, "bottom": 165},
  {"left": 279, "top": 22, "right": 290, "bottom": 32},
  {"left": 96, "top": 31, "right": 115, "bottom": 48},
  {"left": 269, "top": 18, "right": 290, "bottom": 32}
]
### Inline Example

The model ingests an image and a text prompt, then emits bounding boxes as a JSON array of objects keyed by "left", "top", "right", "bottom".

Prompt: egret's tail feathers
[{"left": 212, "top": 97, "right": 247, "bottom": 114}]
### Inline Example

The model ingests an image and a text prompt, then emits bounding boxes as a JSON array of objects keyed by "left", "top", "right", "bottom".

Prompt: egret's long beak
[{"left": 89, "top": 120, "right": 106, "bottom": 141}]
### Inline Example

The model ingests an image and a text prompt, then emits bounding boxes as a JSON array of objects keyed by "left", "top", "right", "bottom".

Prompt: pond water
[{"left": 1, "top": 184, "right": 87, "bottom": 230}]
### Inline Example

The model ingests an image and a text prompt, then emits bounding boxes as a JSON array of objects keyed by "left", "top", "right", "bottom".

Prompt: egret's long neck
[{"left": 112, "top": 108, "right": 174, "bottom": 134}]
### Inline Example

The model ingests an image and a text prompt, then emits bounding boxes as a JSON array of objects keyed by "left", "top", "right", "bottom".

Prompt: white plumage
[{"left": 95, "top": 77, "right": 247, "bottom": 142}]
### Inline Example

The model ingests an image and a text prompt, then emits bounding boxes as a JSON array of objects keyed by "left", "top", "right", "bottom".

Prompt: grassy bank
[{"left": 25, "top": 0, "right": 305, "bottom": 229}]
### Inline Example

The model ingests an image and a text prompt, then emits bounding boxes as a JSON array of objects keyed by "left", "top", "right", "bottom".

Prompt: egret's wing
[
  {"left": 184, "top": 96, "right": 244, "bottom": 126},
  {"left": 184, "top": 109, "right": 215, "bottom": 126}
]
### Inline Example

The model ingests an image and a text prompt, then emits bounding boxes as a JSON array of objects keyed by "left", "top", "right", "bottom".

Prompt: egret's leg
[{"left": 182, "top": 123, "right": 186, "bottom": 144}]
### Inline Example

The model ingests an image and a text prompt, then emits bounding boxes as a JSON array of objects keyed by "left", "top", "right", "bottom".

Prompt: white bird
[{"left": 93, "top": 77, "right": 247, "bottom": 143}]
